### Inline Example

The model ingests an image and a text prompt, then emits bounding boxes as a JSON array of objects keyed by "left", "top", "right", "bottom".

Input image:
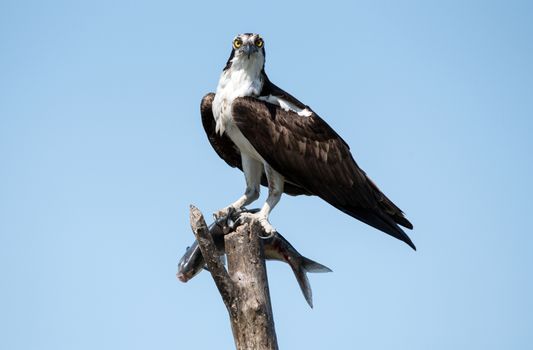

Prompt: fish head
[{"left": 176, "top": 244, "right": 204, "bottom": 282}]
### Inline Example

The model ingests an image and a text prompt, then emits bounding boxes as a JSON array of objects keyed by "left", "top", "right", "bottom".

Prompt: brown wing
[
  {"left": 260, "top": 75, "right": 308, "bottom": 110},
  {"left": 201, "top": 93, "right": 241, "bottom": 169},
  {"left": 200, "top": 93, "right": 310, "bottom": 196},
  {"left": 231, "top": 96, "right": 415, "bottom": 249}
]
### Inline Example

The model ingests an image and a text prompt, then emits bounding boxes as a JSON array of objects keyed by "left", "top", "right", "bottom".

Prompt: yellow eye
[
  {"left": 233, "top": 38, "right": 242, "bottom": 49},
  {"left": 255, "top": 38, "right": 264, "bottom": 48}
]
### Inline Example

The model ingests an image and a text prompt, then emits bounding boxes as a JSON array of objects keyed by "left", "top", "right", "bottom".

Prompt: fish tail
[
  {"left": 290, "top": 257, "right": 332, "bottom": 308},
  {"left": 300, "top": 257, "right": 332, "bottom": 273},
  {"left": 290, "top": 262, "right": 314, "bottom": 308}
]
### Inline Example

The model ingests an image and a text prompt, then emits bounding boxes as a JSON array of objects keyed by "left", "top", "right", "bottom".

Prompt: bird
[{"left": 200, "top": 33, "right": 415, "bottom": 249}]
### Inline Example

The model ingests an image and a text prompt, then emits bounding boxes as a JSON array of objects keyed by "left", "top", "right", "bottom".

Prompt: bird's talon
[
  {"left": 258, "top": 229, "right": 276, "bottom": 240},
  {"left": 213, "top": 206, "right": 234, "bottom": 221},
  {"left": 235, "top": 212, "right": 276, "bottom": 238}
]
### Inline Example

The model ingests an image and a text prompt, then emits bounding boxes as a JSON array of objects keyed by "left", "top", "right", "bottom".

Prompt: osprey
[{"left": 201, "top": 33, "right": 415, "bottom": 249}]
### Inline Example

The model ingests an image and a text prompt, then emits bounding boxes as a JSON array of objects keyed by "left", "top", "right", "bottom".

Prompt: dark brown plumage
[
  {"left": 200, "top": 93, "right": 310, "bottom": 196},
  {"left": 200, "top": 89, "right": 415, "bottom": 250}
]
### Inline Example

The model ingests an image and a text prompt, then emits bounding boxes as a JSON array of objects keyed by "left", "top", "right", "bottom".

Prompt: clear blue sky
[{"left": 1, "top": 1, "right": 532, "bottom": 349}]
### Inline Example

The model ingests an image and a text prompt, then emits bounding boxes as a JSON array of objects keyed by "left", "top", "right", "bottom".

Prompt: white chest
[
  {"left": 212, "top": 65, "right": 263, "bottom": 136},
  {"left": 211, "top": 64, "right": 266, "bottom": 161}
]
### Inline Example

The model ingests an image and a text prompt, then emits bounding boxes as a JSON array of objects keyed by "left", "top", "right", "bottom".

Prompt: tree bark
[
  {"left": 225, "top": 223, "right": 279, "bottom": 350},
  {"left": 189, "top": 206, "right": 279, "bottom": 350}
]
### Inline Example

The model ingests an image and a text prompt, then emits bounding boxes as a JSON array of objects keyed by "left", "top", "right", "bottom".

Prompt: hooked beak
[{"left": 242, "top": 44, "right": 258, "bottom": 58}]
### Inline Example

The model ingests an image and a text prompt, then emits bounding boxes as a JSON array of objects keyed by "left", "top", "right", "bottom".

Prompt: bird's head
[{"left": 224, "top": 33, "right": 265, "bottom": 71}]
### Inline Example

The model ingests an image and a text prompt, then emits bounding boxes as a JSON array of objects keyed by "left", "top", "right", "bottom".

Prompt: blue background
[{"left": 1, "top": 1, "right": 532, "bottom": 349}]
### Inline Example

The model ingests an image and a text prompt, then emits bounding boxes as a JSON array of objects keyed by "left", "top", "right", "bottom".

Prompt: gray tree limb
[
  {"left": 189, "top": 205, "right": 279, "bottom": 350},
  {"left": 189, "top": 205, "right": 234, "bottom": 305}
]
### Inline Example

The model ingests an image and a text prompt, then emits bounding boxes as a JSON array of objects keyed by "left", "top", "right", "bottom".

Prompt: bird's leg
[
  {"left": 238, "top": 165, "right": 284, "bottom": 238},
  {"left": 213, "top": 155, "right": 262, "bottom": 221}
]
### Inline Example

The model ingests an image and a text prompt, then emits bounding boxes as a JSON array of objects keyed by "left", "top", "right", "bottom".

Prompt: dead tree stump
[{"left": 189, "top": 205, "right": 278, "bottom": 350}]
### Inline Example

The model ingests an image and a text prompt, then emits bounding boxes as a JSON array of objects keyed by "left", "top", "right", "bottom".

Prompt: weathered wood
[
  {"left": 225, "top": 223, "right": 279, "bottom": 350},
  {"left": 189, "top": 205, "right": 234, "bottom": 305},
  {"left": 189, "top": 206, "right": 279, "bottom": 350}
]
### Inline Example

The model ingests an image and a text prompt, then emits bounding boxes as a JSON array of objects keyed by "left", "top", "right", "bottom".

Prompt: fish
[
  {"left": 177, "top": 218, "right": 227, "bottom": 283},
  {"left": 177, "top": 212, "right": 332, "bottom": 308},
  {"left": 261, "top": 231, "right": 332, "bottom": 308}
]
